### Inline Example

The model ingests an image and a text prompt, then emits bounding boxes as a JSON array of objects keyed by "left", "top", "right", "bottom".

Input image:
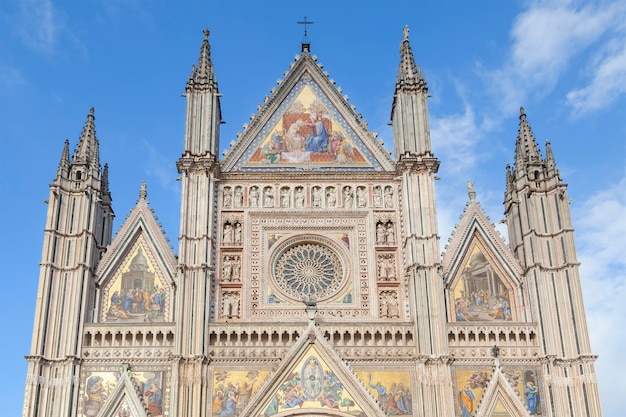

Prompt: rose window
[{"left": 272, "top": 239, "right": 346, "bottom": 301}]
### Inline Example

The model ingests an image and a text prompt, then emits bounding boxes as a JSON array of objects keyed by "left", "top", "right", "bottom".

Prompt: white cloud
[
  {"left": 574, "top": 177, "right": 626, "bottom": 415},
  {"left": 566, "top": 38, "right": 626, "bottom": 115},
  {"left": 15, "top": 0, "right": 59, "bottom": 51},
  {"left": 484, "top": 1, "right": 625, "bottom": 114},
  {"left": 142, "top": 139, "right": 179, "bottom": 194},
  {"left": 430, "top": 104, "right": 483, "bottom": 174}
]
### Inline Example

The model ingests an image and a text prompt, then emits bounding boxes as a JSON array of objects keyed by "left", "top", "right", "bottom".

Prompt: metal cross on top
[{"left": 297, "top": 16, "right": 314, "bottom": 51}]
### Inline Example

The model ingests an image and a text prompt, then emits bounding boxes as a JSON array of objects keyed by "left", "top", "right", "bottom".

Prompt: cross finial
[
  {"left": 297, "top": 16, "right": 314, "bottom": 52},
  {"left": 403, "top": 25, "right": 410, "bottom": 41}
]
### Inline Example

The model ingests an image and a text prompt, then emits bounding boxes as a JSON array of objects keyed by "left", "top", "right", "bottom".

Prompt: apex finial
[
  {"left": 139, "top": 181, "right": 147, "bottom": 200},
  {"left": 520, "top": 106, "right": 526, "bottom": 120},
  {"left": 403, "top": 25, "right": 410, "bottom": 41},
  {"left": 297, "top": 16, "right": 314, "bottom": 52},
  {"left": 89, "top": 107, "right": 95, "bottom": 116},
  {"left": 467, "top": 181, "right": 476, "bottom": 202},
  {"left": 203, "top": 28, "right": 210, "bottom": 41}
]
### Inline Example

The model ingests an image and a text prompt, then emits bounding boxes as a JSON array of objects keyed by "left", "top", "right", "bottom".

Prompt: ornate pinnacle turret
[
  {"left": 544, "top": 140, "right": 559, "bottom": 178},
  {"left": 514, "top": 107, "right": 542, "bottom": 169},
  {"left": 188, "top": 28, "right": 216, "bottom": 87},
  {"left": 72, "top": 107, "right": 99, "bottom": 167},
  {"left": 396, "top": 25, "right": 425, "bottom": 92},
  {"left": 101, "top": 163, "right": 110, "bottom": 196},
  {"left": 56, "top": 138, "right": 71, "bottom": 179}
]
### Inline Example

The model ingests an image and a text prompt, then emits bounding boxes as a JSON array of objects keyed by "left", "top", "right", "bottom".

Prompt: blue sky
[{"left": 1, "top": 1, "right": 624, "bottom": 416}]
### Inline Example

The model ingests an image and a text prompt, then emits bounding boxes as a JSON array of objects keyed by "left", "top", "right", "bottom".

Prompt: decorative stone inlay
[{"left": 272, "top": 237, "right": 346, "bottom": 301}]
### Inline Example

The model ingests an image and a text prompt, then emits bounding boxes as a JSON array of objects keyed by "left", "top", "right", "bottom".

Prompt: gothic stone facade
[{"left": 23, "top": 28, "right": 602, "bottom": 417}]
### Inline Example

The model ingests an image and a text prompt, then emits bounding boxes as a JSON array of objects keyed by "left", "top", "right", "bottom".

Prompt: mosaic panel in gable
[
  {"left": 100, "top": 236, "right": 171, "bottom": 323},
  {"left": 355, "top": 370, "right": 414, "bottom": 416},
  {"left": 78, "top": 366, "right": 171, "bottom": 417},
  {"left": 451, "top": 245, "right": 516, "bottom": 323},
  {"left": 236, "top": 75, "right": 383, "bottom": 171},
  {"left": 452, "top": 367, "right": 543, "bottom": 416}
]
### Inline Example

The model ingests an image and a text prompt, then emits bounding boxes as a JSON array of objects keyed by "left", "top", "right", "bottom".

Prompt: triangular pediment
[
  {"left": 443, "top": 199, "right": 524, "bottom": 323},
  {"left": 96, "top": 368, "right": 149, "bottom": 417},
  {"left": 95, "top": 192, "right": 177, "bottom": 323},
  {"left": 241, "top": 323, "right": 385, "bottom": 417},
  {"left": 221, "top": 53, "right": 394, "bottom": 172},
  {"left": 476, "top": 364, "right": 531, "bottom": 417}
]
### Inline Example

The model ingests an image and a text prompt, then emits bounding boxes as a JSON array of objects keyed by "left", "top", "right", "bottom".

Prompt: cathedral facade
[{"left": 23, "top": 27, "right": 602, "bottom": 417}]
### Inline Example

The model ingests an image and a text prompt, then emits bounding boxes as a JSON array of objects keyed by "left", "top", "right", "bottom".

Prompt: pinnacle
[
  {"left": 57, "top": 138, "right": 70, "bottom": 178},
  {"left": 72, "top": 107, "right": 99, "bottom": 167},
  {"left": 514, "top": 106, "right": 541, "bottom": 168},
  {"left": 396, "top": 25, "right": 424, "bottom": 91},
  {"left": 188, "top": 28, "right": 216, "bottom": 87},
  {"left": 139, "top": 181, "right": 148, "bottom": 200}
]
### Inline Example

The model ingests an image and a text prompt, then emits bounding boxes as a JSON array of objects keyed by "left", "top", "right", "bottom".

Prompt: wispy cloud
[
  {"left": 484, "top": 1, "right": 624, "bottom": 115},
  {"left": 14, "top": 0, "right": 60, "bottom": 52},
  {"left": 566, "top": 37, "right": 626, "bottom": 116},
  {"left": 575, "top": 177, "right": 626, "bottom": 412},
  {"left": 0, "top": 64, "right": 27, "bottom": 92}
]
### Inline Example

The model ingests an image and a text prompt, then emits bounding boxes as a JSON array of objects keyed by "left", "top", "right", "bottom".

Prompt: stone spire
[
  {"left": 514, "top": 107, "right": 542, "bottom": 170},
  {"left": 544, "top": 140, "right": 559, "bottom": 178},
  {"left": 391, "top": 25, "right": 433, "bottom": 159},
  {"left": 396, "top": 25, "right": 425, "bottom": 92},
  {"left": 101, "top": 163, "right": 111, "bottom": 196},
  {"left": 56, "top": 138, "right": 71, "bottom": 179},
  {"left": 72, "top": 107, "right": 99, "bottom": 168},
  {"left": 188, "top": 28, "right": 216, "bottom": 88}
]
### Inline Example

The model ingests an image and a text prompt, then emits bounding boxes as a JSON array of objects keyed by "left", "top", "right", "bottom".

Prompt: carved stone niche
[
  {"left": 222, "top": 186, "right": 233, "bottom": 209},
  {"left": 374, "top": 220, "right": 396, "bottom": 246},
  {"left": 220, "top": 252, "right": 242, "bottom": 284},
  {"left": 221, "top": 290, "right": 241, "bottom": 319},
  {"left": 378, "top": 289, "right": 400, "bottom": 318},
  {"left": 222, "top": 218, "right": 243, "bottom": 246},
  {"left": 376, "top": 252, "right": 398, "bottom": 282}
]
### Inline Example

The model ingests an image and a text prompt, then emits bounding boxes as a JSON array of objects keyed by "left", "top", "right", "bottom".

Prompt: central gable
[{"left": 222, "top": 53, "right": 395, "bottom": 172}]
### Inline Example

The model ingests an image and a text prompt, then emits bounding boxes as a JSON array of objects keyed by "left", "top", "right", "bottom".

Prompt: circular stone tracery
[{"left": 272, "top": 239, "right": 346, "bottom": 301}]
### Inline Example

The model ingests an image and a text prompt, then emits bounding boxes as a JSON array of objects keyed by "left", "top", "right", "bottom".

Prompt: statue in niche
[
  {"left": 376, "top": 222, "right": 386, "bottom": 244},
  {"left": 233, "top": 186, "right": 243, "bottom": 208},
  {"left": 312, "top": 186, "right": 322, "bottom": 208},
  {"left": 222, "top": 291, "right": 240, "bottom": 319},
  {"left": 234, "top": 222, "right": 242, "bottom": 244},
  {"left": 249, "top": 186, "right": 259, "bottom": 207},
  {"left": 281, "top": 188, "right": 290, "bottom": 208},
  {"left": 343, "top": 186, "right": 353, "bottom": 208},
  {"left": 326, "top": 187, "right": 336, "bottom": 207},
  {"left": 377, "top": 253, "right": 397, "bottom": 281},
  {"left": 223, "top": 222, "right": 233, "bottom": 244},
  {"left": 231, "top": 256, "right": 241, "bottom": 281},
  {"left": 222, "top": 255, "right": 233, "bottom": 281},
  {"left": 384, "top": 186, "right": 394, "bottom": 208},
  {"left": 386, "top": 292, "right": 400, "bottom": 318},
  {"left": 380, "top": 291, "right": 399, "bottom": 318},
  {"left": 385, "top": 222, "right": 396, "bottom": 245},
  {"left": 264, "top": 187, "right": 274, "bottom": 207},
  {"left": 356, "top": 186, "right": 367, "bottom": 208},
  {"left": 223, "top": 187, "right": 232, "bottom": 208},
  {"left": 373, "top": 186, "right": 383, "bottom": 207},
  {"left": 295, "top": 187, "right": 305, "bottom": 208}
]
